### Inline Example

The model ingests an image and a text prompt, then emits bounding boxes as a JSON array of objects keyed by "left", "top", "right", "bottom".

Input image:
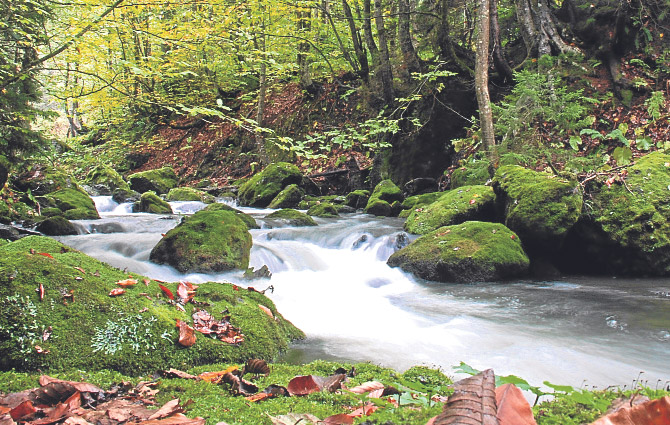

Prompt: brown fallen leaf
[
  {"left": 176, "top": 320, "right": 196, "bottom": 347},
  {"left": 269, "top": 413, "right": 321, "bottom": 425},
  {"left": 322, "top": 413, "right": 355, "bottom": 424},
  {"left": 346, "top": 381, "right": 384, "bottom": 394},
  {"left": 148, "top": 399, "right": 182, "bottom": 420},
  {"left": 220, "top": 371, "right": 258, "bottom": 396},
  {"left": 143, "top": 278, "right": 151, "bottom": 286},
  {"left": 38, "top": 376, "right": 104, "bottom": 394},
  {"left": 126, "top": 413, "right": 206, "bottom": 425},
  {"left": 9, "top": 400, "right": 36, "bottom": 421},
  {"left": 36, "top": 283, "right": 44, "bottom": 301},
  {"left": 243, "top": 359, "right": 270, "bottom": 376},
  {"left": 258, "top": 304, "right": 273, "bottom": 318},
  {"left": 589, "top": 395, "right": 670, "bottom": 425},
  {"left": 177, "top": 281, "right": 198, "bottom": 304},
  {"left": 433, "top": 369, "right": 499, "bottom": 425},
  {"left": 244, "top": 385, "right": 290, "bottom": 402},
  {"left": 495, "top": 384, "right": 536, "bottom": 425},
  {"left": 0, "top": 414, "right": 17, "bottom": 425},
  {"left": 198, "top": 367, "right": 239, "bottom": 384},
  {"left": 109, "top": 288, "right": 125, "bottom": 297},
  {"left": 63, "top": 417, "right": 93, "bottom": 425},
  {"left": 287, "top": 374, "right": 346, "bottom": 396},
  {"left": 74, "top": 267, "right": 86, "bottom": 274},
  {"left": 117, "top": 278, "right": 138, "bottom": 287},
  {"left": 160, "top": 369, "right": 197, "bottom": 380}
]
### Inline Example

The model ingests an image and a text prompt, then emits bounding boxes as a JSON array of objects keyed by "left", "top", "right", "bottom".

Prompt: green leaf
[
  {"left": 612, "top": 146, "right": 633, "bottom": 165},
  {"left": 543, "top": 381, "right": 574, "bottom": 393},
  {"left": 453, "top": 361, "right": 480, "bottom": 376},
  {"left": 580, "top": 128, "right": 603, "bottom": 139},
  {"left": 636, "top": 136, "right": 653, "bottom": 151},
  {"left": 569, "top": 135, "right": 582, "bottom": 150},
  {"left": 605, "top": 129, "right": 629, "bottom": 146}
]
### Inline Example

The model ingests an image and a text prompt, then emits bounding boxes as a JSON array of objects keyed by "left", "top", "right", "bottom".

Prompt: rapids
[{"left": 54, "top": 196, "right": 669, "bottom": 391}]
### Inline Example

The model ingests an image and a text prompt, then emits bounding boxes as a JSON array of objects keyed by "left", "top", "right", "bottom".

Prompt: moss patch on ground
[
  {"left": 238, "top": 163, "right": 303, "bottom": 208},
  {"left": 265, "top": 209, "right": 317, "bottom": 226},
  {"left": 388, "top": 221, "right": 529, "bottom": 283},
  {"left": 404, "top": 185, "right": 497, "bottom": 235},
  {"left": 493, "top": 165, "right": 582, "bottom": 255},
  {"left": 127, "top": 166, "right": 179, "bottom": 195},
  {"left": 150, "top": 209, "right": 252, "bottom": 273},
  {"left": 0, "top": 236, "right": 303, "bottom": 374}
]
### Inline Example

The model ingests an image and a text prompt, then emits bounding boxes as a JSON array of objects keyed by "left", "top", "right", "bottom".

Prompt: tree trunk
[
  {"left": 475, "top": 0, "right": 495, "bottom": 157},
  {"left": 254, "top": 6, "right": 269, "bottom": 166},
  {"left": 296, "top": 2, "right": 313, "bottom": 88},
  {"left": 362, "top": 0, "right": 379, "bottom": 62},
  {"left": 373, "top": 0, "right": 395, "bottom": 104},
  {"left": 342, "top": 0, "right": 369, "bottom": 80},
  {"left": 490, "top": 0, "right": 513, "bottom": 81},
  {"left": 397, "top": 0, "right": 421, "bottom": 83},
  {"left": 515, "top": 0, "right": 580, "bottom": 59}
]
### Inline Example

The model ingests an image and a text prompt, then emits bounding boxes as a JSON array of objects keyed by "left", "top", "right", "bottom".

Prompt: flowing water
[{"left": 55, "top": 196, "right": 670, "bottom": 390}]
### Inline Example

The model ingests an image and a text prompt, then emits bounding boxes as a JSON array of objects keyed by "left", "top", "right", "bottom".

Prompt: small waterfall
[{"left": 92, "top": 196, "right": 134, "bottom": 215}]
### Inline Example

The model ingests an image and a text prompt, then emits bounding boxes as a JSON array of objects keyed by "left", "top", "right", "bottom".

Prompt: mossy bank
[{"left": 0, "top": 236, "right": 303, "bottom": 374}]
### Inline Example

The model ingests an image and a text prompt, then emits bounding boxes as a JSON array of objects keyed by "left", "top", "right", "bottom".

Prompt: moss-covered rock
[
  {"left": 150, "top": 209, "right": 252, "bottom": 273},
  {"left": 564, "top": 152, "right": 670, "bottom": 275},
  {"left": 166, "top": 187, "right": 215, "bottom": 203},
  {"left": 203, "top": 203, "right": 258, "bottom": 229},
  {"left": 307, "top": 202, "right": 339, "bottom": 218},
  {"left": 401, "top": 192, "right": 443, "bottom": 211},
  {"left": 127, "top": 166, "right": 179, "bottom": 195},
  {"left": 0, "top": 236, "right": 303, "bottom": 373},
  {"left": 344, "top": 190, "right": 370, "bottom": 209},
  {"left": 450, "top": 160, "right": 491, "bottom": 189},
  {"left": 35, "top": 216, "right": 77, "bottom": 236},
  {"left": 84, "top": 164, "right": 131, "bottom": 195},
  {"left": 364, "top": 180, "right": 404, "bottom": 217},
  {"left": 238, "top": 163, "right": 303, "bottom": 207},
  {"left": 404, "top": 185, "right": 497, "bottom": 235},
  {"left": 44, "top": 188, "right": 100, "bottom": 220},
  {"left": 133, "top": 191, "right": 173, "bottom": 214},
  {"left": 387, "top": 221, "right": 529, "bottom": 283},
  {"left": 493, "top": 165, "right": 581, "bottom": 255},
  {"left": 268, "top": 184, "right": 305, "bottom": 209},
  {"left": 12, "top": 164, "right": 82, "bottom": 196},
  {"left": 265, "top": 209, "right": 317, "bottom": 227}
]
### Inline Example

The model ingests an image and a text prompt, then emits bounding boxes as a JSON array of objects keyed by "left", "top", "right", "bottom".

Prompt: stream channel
[{"left": 54, "top": 197, "right": 670, "bottom": 391}]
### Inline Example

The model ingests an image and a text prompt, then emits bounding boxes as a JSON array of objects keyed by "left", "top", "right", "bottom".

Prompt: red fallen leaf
[
  {"left": 34, "top": 345, "right": 49, "bottom": 354},
  {"left": 73, "top": 267, "right": 85, "bottom": 274},
  {"left": 159, "top": 284, "right": 174, "bottom": 300},
  {"left": 232, "top": 285, "right": 239, "bottom": 291},
  {"left": 9, "top": 400, "right": 36, "bottom": 420},
  {"left": 117, "top": 278, "right": 138, "bottom": 287},
  {"left": 322, "top": 414, "right": 355, "bottom": 424},
  {"left": 244, "top": 393, "right": 273, "bottom": 403},
  {"left": 36, "top": 283, "right": 44, "bottom": 301},
  {"left": 348, "top": 402, "right": 378, "bottom": 417},
  {"left": 198, "top": 366, "right": 239, "bottom": 383},
  {"left": 589, "top": 395, "right": 670, "bottom": 425},
  {"left": 287, "top": 375, "right": 321, "bottom": 396},
  {"left": 176, "top": 320, "right": 196, "bottom": 347},
  {"left": 143, "top": 278, "right": 151, "bottom": 286},
  {"left": 109, "top": 288, "right": 126, "bottom": 297},
  {"left": 177, "top": 281, "right": 197, "bottom": 303},
  {"left": 495, "top": 384, "right": 537, "bottom": 425},
  {"left": 258, "top": 304, "right": 273, "bottom": 318},
  {"left": 37, "top": 253, "right": 54, "bottom": 259},
  {"left": 510, "top": 235, "right": 516, "bottom": 240},
  {"left": 469, "top": 199, "right": 476, "bottom": 205}
]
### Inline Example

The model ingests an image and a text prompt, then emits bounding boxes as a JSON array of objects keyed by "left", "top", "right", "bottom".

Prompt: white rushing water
[{"left": 57, "top": 197, "right": 670, "bottom": 391}]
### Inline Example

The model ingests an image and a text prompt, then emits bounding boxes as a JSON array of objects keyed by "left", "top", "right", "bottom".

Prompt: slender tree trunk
[
  {"left": 323, "top": 4, "right": 359, "bottom": 74},
  {"left": 490, "top": 0, "right": 513, "bottom": 81},
  {"left": 296, "top": 2, "right": 313, "bottom": 88},
  {"left": 343, "top": 0, "right": 369, "bottom": 80},
  {"left": 254, "top": 5, "right": 269, "bottom": 166},
  {"left": 397, "top": 0, "right": 421, "bottom": 83},
  {"left": 362, "top": 0, "right": 379, "bottom": 62},
  {"left": 475, "top": 0, "right": 496, "bottom": 157},
  {"left": 374, "top": 0, "right": 395, "bottom": 104}
]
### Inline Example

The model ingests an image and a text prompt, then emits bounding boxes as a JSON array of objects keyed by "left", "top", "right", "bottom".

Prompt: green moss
[
  {"left": 401, "top": 192, "right": 443, "bottom": 211},
  {"left": 306, "top": 202, "right": 339, "bottom": 218},
  {"left": 238, "top": 163, "right": 302, "bottom": 207},
  {"left": 268, "top": 184, "right": 305, "bottom": 209},
  {"left": 35, "top": 216, "right": 77, "bottom": 236},
  {"left": 203, "top": 203, "right": 259, "bottom": 229},
  {"left": 265, "top": 209, "right": 317, "bottom": 226},
  {"left": 150, "top": 209, "right": 252, "bottom": 273},
  {"left": 127, "top": 166, "right": 179, "bottom": 195},
  {"left": 365, "top": 180, "right": 403, "bottom": 216},
  {"left": 166, "top": 187, "right": 215, "bottom": 203},
  {"left": 344, "top": 190, "right": 370, "bottom": 209},
  {"left": 135, "top": 191, "right": 173, "bottom": 214},
  {"left": 388, "top": 221, "right": 529, "bottom": 283},
  {"left": 365, "top": 199, "right": 392, "bottom": 217},
  {"left": 45, "top": 188, "right": 100, "bottom": 220},
  {"left": 85, "top": 164, "right": 131, "bottom": 193},
  {"left": 0, "top": 236, "right": 302, "bottom": 374},
  {"left": 13, "top": 164, "right": 82, "bottom": 196},
  {"left": 579, "top": 152, "right": 670, "bottom": 274},
  {"left": 450, "top": 160, "right": 491, "bottom": 189},
  {"left": 493, "top": 165, "right": 581, "bottom": 254},
  {"left": 404, "top": 185, "right": 497, "bottom": 235}
]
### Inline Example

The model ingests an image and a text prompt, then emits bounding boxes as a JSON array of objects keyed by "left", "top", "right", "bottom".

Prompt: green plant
[
  {"left": 91, "top": 313, "right": 161, "bottom": 355},
  {"left": 0, "top": 294, "right": 47, "bottom": 357},
  {"left": 645, "top": 91, "right": 666, "bottom": 121}
]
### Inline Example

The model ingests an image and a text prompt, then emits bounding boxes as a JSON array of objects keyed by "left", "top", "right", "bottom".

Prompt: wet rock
[
  {"left": 166, "top": 187, "right": 215, "bottom": 203},
  {"left": 84, "top": 164, "right": 131, "bottom": 196},
  {"left": 35, "top": 216, "right": 77, "bottom": 236},
  {"left": 388, "top": 221, "right": 529, "bottom": 283},
  {"left": 265, "top": 208, "right": 317, "bottom": 227},
  {"left": 345, "top": 190, "right": 370, "bottom": 209},
  {"left": 238, "top": 162, "right": 303, "bottom": 207},
  {"left": 404, "top": 177, "right": 438, "bottom": 196},
  {"left": 204, "top": 203, "right": 258, "bottom": 229},
  {"left": 133, "top": 191, "right": 173, "bottom": 214},
  {"left": 268, "top": 184, "right": 305, "bottom": 209},
  {"left": 127, "top": 166, "right": 179, "bottom": 195},
  {"left": 364, "top": 179, "right": 404, "bottom": 217},
  {"left": 43, "top": 188, "right": 100, "bottom": 220},
  {"left": 307, "top": 202, "right": 339, "bottom": 218},
  {"left": 244, "top": 265, "right": 272, "bottom": 280}
]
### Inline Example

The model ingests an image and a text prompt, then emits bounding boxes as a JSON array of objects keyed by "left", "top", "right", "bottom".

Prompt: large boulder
[
  {"left": 238, "top": 162, "right": 303, "bottom": 207},
  {"left": 203, "top": 203, "right": 258, "bottom": 229},
  {"left": 364, "top": 179, "right": 404, "bottom": 217},
  {"left": 404, "top": 185, "right": 497, "bottom": 234},
  {"left": 84, "top": 164, "right": 131, "bottom": 196},
  {"left": 166, "top": 187, "right": 215, "bottom": 203},
  {"left": 307, "top": 202, "right": 339, "bottom": 218},
  {"left": 450, "top": 160, "right": 491, "bottom": 189},
  {"left": 0, "top": 236, "right": 303, "bottom": 373},
  {"left": 563, "top": 152, "right": 670, "bottom": 275},
  {"left": 133, "top": 191, "right": 173, "bottom": 214},
  {"left": 127, "top": 166, "right": 179, "bottom": 195},
  {"left": 344, "top": 190, "right": 370, "bottom": 209},
  {"left": 268, "top": 184, "right": 304, "bottom": 209},
  {"left": 150, "top": 209, "right": 252, "bottom": 273},
  {"left": 35, "top": 216, "right": 78, "bottom": 236},
  {"left": 493, "top": 165, "right": 582, "bottom": 255},
  {"left": 387, "top": 221, "right": 529, "bottom": 283},
  {"left": 13, "top": 164, "right": 82, "bottom": 196},
  {"left": 43, "top": 188, "right": 100, "bottom": 220},
  {"left": 265, "top": 209, "right": 317, "bottom": 227}
]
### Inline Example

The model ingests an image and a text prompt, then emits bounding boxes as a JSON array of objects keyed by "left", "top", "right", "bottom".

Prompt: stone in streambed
[
  {"left": 237, "top": 163, "right": 303, "bottom": 207},
  {"left": 133, "top": 191, "right": 173, "bottom": 214},
  {"left": 127, "top": 166, "right": 179, "bottom": 195}
]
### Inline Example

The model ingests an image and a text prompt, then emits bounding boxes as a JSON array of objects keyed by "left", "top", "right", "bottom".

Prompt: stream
[{"left": 55, "top": 197, "right": 670, "bottom": 391}]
